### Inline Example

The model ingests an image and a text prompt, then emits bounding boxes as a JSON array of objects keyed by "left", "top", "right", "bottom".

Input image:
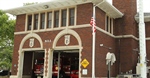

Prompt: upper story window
[
  {"left": 26, "top": 7, "right": 76, "bottom": 31},
  {"left": 40, "top": 13, "right": 45, "bottom": 29},
  {"left": 34, "top": 14, "right": 38, "bottom": 30},
  {"left": 54, "top": 11, "right": 59, "bottom": 28},
  {"left": 105, "top": 15, "right": 113, "bottom": 34},
  {"left": 61, "top": 9, "right": 67, "bottom": 27},
  {"left": 69, "top": 8, "right": 75, "bottom": 26},
  {"left": 27, "top": 15, "right": 32, "bottom": 30},
  {"left": 47, "top": 12, "right": 52, "bottom": 28}
]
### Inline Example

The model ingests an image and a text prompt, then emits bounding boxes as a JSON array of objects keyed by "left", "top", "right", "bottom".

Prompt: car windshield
[{"left": 36, "top": 59, "right": 44, "bottom": 65}]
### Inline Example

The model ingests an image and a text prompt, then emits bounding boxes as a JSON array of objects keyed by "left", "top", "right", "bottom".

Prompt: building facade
[{"left": 4, "top": 0, "right": 150, "bottom": 78}]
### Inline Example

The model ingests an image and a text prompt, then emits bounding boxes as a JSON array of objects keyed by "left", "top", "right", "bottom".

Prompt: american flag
[{"left": 90, "top": 17, "right": 96, "bottom": 32}]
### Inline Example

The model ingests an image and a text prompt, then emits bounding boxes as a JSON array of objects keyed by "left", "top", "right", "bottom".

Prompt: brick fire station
[{"left": 4, "top": 0, "right": 150, "bottom": 78}]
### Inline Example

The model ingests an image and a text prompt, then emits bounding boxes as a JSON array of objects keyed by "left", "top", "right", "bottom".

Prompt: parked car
[{"left": 0, "top": 70, "right": 10, "bottom": 76}]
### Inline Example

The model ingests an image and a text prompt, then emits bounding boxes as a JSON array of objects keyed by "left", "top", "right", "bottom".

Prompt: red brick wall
[
  {"left": 77, "top": 3, "right": 93, "bottom": 25},
  {"left": 113, "top": 0, "right": 138, "bottom": 36},
  {"left": 56, "top": 34, "right": 78, "bottom": 46},
  {"left": 23, "top": 38, "right": 41, "bottom": 48},
  {"left": 15, "top": 14, "right": 26, "bottom": 32},
  {"left": 115, "top": 38, "right": 138, "bottom": 73},
  {"left": 11, "top": 34, "right": 26, "bottom": 75},
  {"left": 113, "top": 0, "right": 139, "bottom": 74},
  {"left": 145, "top": 22, "right": 150, "bottom": 37},
  {"left": 146, "top": 22, "right": 150, "bottom": 67}
]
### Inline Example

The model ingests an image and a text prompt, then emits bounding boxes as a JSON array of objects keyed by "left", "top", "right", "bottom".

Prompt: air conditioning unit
[
  {"left": 117, "top": 75, "right": 133, "bottom": 78},
  {"left": 124, "top": 75, "right": 133, "bottom": 78}
]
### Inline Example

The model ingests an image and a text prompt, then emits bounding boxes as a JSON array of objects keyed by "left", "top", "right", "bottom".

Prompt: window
[
  {"left": 69, "top": 8, "right": 75, "bottom": 26},
  {"left": 34, "top": 14, "right": 38, "bottom": 30},
  {"left": 54, "top": 11, "right": 59, "bottom": 28},
  {"left": 27, "top": 15, "right": 32, "bottom": 30},
  {"left": 61, "top": 9, "right": 67, "bottom": 27},
  {"left": 47, "top": 12, "right": 52, "bottom": 28},
  {"left": 26, "top": 7, "right": 76, "bottom": 31},
  {"left": 40, "top": 13, "right": 45, "bottom": 29},
  {"left": 105, "top": 16, "right": 113, "bottom": 34}
]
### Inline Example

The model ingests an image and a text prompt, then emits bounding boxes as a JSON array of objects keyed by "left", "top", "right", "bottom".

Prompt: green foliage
[{"left": 0, "top": 10, "right": 15, "bottom": 70}]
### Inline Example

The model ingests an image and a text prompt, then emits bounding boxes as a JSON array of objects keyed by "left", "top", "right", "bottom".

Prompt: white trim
[
  {"left": 47, "top": 49, "right": 53, "bottom": 78},
  {"left": 105, "top": 15, "right": 114, "bottom": 34},
  {"left": 22, "top": 48, "right": 43, "bottom": 51},
  {"left": 54, "top": 45, "right": 80, "bottom": 50},
  {"left": 96, "top": 26, "right": 139, "bottom": 40},
  {"left": 45, "top": 12, "right": 47, "bottom": 30},
  {"left": 96, "top": 26, "right": 115, "bottom": 38},
  {"left": 16, "top": 24, "right": 144, "bottom": 41},
  {"left": 95, "top": 0, "right": 123, "bottom": 18},
  {"left": 43, "top": 49, "right": 47, "bottom": 78},
  {"left": 15, "top": 23, "right": 145, "bottom": 41},
  {"left": 52, "top": 29, "right": 82, "bottom": 49},
  {"left": 38, "top": 13, "right": 40, "bottom": 30},
  {"left": 15, "top": 24, "right": 90, "bottom": 35},
  {"left": 19, "top": 33, "right": 43, "bottom": 50},
  {"left": 9, "top": 75, "right": 17, "bottom": 78},
  {"left": 17, "top": 50, "right": 24, "bottom": 78},
  {"left": 115, "top": 35, "right": 139, "bottom": 40},
  {"left": 146, "top": 37, "right": 150, "bottom": 40},
  {"left": 74, "top": 6, "right": 77, "bottom": 26},
  {"left": 66, "top": 8, "right": 69, "bottom": 27},
  {"left": 51, "top": 10, "right": 54, "bottom": 29},
  {"left": 25, "top": 15, "right": 28, "bottom": 31},
  {"left": 59, "top": 9, "right": 61, "bottom": 28}
]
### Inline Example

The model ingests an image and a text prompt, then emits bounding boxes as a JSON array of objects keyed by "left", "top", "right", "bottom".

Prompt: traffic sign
[{"left": 81, "top": 59, "right": 89, "bottom": 68}]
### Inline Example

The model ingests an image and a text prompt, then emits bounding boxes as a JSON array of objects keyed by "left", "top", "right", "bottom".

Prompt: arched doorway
[{"left": 47, "top": 29, "right": 82, "bottom": 78}]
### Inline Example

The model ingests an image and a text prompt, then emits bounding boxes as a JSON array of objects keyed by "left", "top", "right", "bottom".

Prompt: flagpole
[
  {"left": 138, "top": 0, "right": 147, "bottom": 78},
  {"left": 92, "top": 5, "right": 96, "bottom": 78}
]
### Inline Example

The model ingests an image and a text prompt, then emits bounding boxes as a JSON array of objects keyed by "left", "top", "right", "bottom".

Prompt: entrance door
[
  {"left": 23, "top": 52, "right": 33, "bottom": 78},
  {"left": 52, "top": 50, "right": 79, "bottom": 78}
]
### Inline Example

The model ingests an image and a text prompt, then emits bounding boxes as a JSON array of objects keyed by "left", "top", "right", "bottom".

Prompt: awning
[{"left": 4, "top": 0, "right": 123, "bottom": 19}]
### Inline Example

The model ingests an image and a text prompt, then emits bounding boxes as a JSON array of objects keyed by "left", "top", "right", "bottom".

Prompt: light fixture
[{"left": 43, "top": 5, "right": 49, "bottom": 9}]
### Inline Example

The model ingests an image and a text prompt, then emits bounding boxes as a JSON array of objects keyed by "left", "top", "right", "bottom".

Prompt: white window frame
[
  {"left": 25, "top": 6, "right": 76, "bottom": 32},
  {"left": 105, "top": 15, "right": 114, "bottom": 34}
]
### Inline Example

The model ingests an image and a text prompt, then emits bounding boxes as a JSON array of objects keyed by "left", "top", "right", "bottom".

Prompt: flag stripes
[{"left": 90, "top": 17, "right": 96, "bottom": 32}]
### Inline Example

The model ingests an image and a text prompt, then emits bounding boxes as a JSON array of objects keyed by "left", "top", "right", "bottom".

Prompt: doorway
[{"left": 52, "top": 50, "right": 79, "bottom": 78}]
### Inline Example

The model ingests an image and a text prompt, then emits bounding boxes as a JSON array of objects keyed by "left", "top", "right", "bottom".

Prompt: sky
[{"left": 0, "top": 0, "right": 150, "bottom": 12}]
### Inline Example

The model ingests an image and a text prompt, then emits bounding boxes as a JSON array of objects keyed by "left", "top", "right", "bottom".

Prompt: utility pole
[{"left": 138, "top": 0, "right": 147, "bottom": 78}]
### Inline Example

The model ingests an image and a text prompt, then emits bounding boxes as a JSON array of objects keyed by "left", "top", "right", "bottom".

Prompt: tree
[{"left": 0, "top": 10, "right": 15, "bottom": 70}]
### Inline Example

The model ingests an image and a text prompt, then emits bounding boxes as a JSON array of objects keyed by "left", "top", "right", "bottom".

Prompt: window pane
[
  {"left": 27, "top": 15, "right": 32, "bottom": 30},
  {"left": 54, "top": 11, "right": 59, "bottom": 28},
  {"left": 69, "top": 8, "right": 75, "bottom": 26},
  {"left": 105, "top": 16, "right": 113, "bottom": 34},
  {"left": 34, "top": 14, "right": 38, "bottom": 30},
  {"left": 61, "top": 9, "right": 67, "bottom": 26},
  {"left": 47, "top": 12, "right": 52, "bottom": 28},
  {"left": 40, "top": 13, "right": 45, "bottom": 29},
  {"left": 106, "top": 16, "right": 109, "bottom": 32}
]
